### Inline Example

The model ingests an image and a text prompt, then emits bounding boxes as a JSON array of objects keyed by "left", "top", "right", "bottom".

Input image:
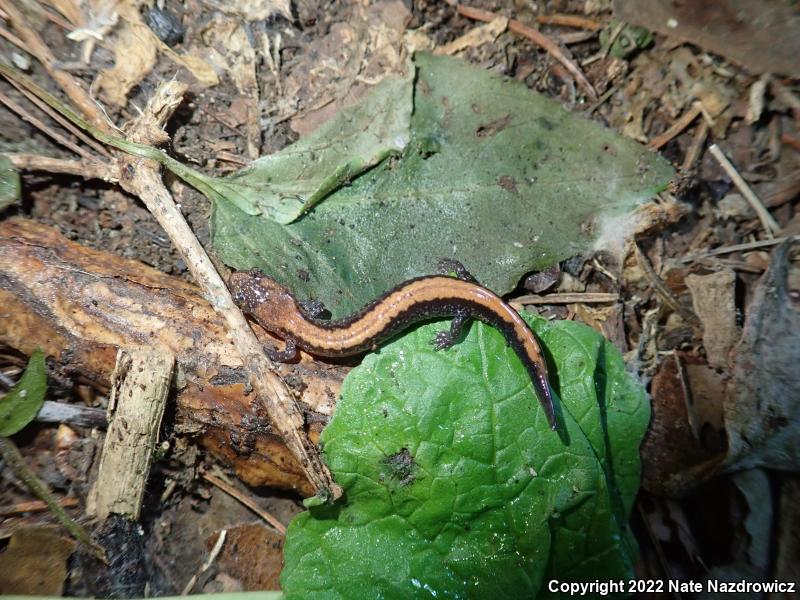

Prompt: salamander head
[{"left": 229, "top": 270, "right": 297, "bottom": 330}]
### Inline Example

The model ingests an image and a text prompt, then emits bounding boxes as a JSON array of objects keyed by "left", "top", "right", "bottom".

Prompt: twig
[
  {"left": 681, "top": 120, "right": 709, "bottom": 171},
  {"left": 535, "top": 14, "right": 603, "bottom": 31},
  {"left": 585, "top": 84, "right": 617, "bottom": 115},
  {"left": 634, "top": 242, "right": 700, "bottom": 326},
  {"left": 457, "top": 4, "right": 598, "bottom": 102},
  {"left": 0, "top": 90, "right": 95, "bottom": 159},
  {"left": 598, "top": 20, "right": 625, "bottom": 61},
  {"left": 0, "top": 24, "right": 27, "bottom": 50},
  {"left": 181, "top": 529, "right": 227, "bottom": 595},
  {"left": 680, "top": 236, "right": 799, "bottom": 263},
  {"left": 648, "top": 102, "right": 702, "bottom": 150},
  {"left": 5, "top": 153, "right": 117, "bottom": 181},
  {"left": 0, "top": 436, "right": 106, "bottom": 561},
  {"left": 203, "top": 473, "right": 287, "bottom": 535},
  {"left": 558, "top": 30, "right": 598, "bottom": 45},
  {"left": 709, "top": 144, "right": 780, "bottom": 237},
  {"left": 7, "top": 76, "right": 113, "bottom": 158},
  {"left": 510, "top": 292, "right": 618, "bottom": 309},
  {"left": 0, "top": 496, "right": 80, "bottom": 517}
]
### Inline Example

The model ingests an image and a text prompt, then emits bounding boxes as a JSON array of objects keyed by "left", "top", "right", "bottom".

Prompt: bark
[{"left": 0, "top": 218, "right": 346, "bottom": 496}]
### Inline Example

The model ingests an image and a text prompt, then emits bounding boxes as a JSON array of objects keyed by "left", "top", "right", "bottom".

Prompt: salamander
[{"left": 229, "top": 260, "right": 557, "bottom": 430}]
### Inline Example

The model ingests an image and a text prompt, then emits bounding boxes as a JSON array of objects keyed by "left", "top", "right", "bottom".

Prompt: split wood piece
[
  {"left": 457, "top": 4, "right": 598, "bottom": 102},
  {"left": 0, "top": 218, "right": 346, "bottom": 497},
  {"left": 86, "top": 348, "right": 174, "bottom": 521}
]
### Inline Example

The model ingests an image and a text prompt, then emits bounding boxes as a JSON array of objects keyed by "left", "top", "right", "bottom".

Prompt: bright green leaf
[
  {"left": 0, "top": 349, "right": 47, "bottom": 436},
  {"left": 212, "top": 53, "right": 673, "bottom": 318},
  {"left": 282, "top": 315, "right": 650, "bottom": 599},
  {"left": 0, "top": 155, "right": 21, "bottom": 211}
]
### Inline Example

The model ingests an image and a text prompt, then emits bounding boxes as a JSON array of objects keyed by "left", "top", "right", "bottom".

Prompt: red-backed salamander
[{"left": 229, "top": 260, "right": 557, "bottom": 430}]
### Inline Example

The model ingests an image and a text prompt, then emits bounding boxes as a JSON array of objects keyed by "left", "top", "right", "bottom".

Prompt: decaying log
[{"left": 0, "top": 218, "right": 347, "bottom": 497}]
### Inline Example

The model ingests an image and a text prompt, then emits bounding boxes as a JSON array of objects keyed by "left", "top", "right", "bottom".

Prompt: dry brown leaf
[
  {"left": 573, "top": 303, "right": 628, "bottom": 352},
  {"left": 724, "top": 241, "right": 800, "bottom": 471},
  {"left": 285, "top": 0, "right": 411, "bottom": 136},
  {"left": 0, "top": 526, "right": 75, "bottom": 595},
  {"left": 157, "top": 42, "right": 220, "bottom": 87},
  {"left": 207, "top": 524, "right": 284, "bottom": 590},
  {"left": 94, "top": 12, "right": 158, "bottom": 106},
  {"left": 685, "top": 269, "right": 738, "bottom": 369},
  {"left": 613, "top": 0, "right": 800, "bottom": 78},
  {"left": 641, "top": 354, "right": 726, "bottom": 495}
]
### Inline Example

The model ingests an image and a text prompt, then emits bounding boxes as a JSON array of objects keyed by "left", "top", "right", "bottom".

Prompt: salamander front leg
[
  {"left": 436, "top": 258, "right": 477, "bottom": 283},
  {"left": 431, "top": 310, "right": 471, "bottom": 350},
  {"left": 265, "top": 338, "right": 298, "bottom": 362}
]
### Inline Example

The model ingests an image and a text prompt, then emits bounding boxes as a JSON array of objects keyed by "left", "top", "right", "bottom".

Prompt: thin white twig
[{"left": 709, "top": 144, "right": 780, "bottom": 237}]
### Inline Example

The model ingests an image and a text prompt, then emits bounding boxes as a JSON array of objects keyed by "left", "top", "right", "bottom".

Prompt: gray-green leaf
[{"left": 212, "top": 53, "right": 673, "bottom": 318}]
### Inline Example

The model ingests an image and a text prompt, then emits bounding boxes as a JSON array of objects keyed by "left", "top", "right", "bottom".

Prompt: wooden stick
[
  {"left": 86, "top": 348, "right": 174, "bottom": 520},
  {"left": 709, "top": 144, "right": 780, "bottom": 237},
  {"left": 203, "top": 473, "right": 287, "bottom": 535},
  {"left": 457, "top": 4, "right": 598, "bottom": 102},
  {"left": 0, "top": 90, "right": 94, "bottom": 160},
  {"left": 535, "top": 14, "right": 603, "bottom": 31},
  {"left": 7, "top": 76, "right": 113, "bottom": 158},
  {"left": 648, "top": 103, "right": 702, "bottom": 150},
  {"left": 5, "top": 153, "right": 117, "bottom": 181},
  {"left": 634, "top": 242, "right": 700, "bottom": 326},
  {"left": 510, "top": 292, "right": 618, "bottom": 308},
  {"left": 680, "top": 236, "right": 799, "bottom": 263},
  {"left": 681, "top": 120, "right": 709, "bottom": 171},
  {"left": 0, "top": 496, "right": 80, "bottom": 517}
]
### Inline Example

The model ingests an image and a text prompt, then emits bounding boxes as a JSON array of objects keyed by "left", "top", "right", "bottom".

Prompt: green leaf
[
  {"left": 0, "top": 350, "right": 47, "bottom": 436},
  {"left": 281, "top": 315, "right": 650, "bottom": 599},
  {"left": 0, "top": 155, "right": 21, "bottom": 211},
  {"left": 213, "top": 53, "right": 674, "bottom": 318}
]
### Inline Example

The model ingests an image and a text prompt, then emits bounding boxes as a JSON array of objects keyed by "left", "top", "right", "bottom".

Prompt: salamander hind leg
[
  {"left": 265, "top": 338, "right": 298, "bottom": 362},
  {"left": 436, "top": 258, "right": 477, "bottom": 283},
  {"left": 430, "top": 310, "right": 471, "bottom": 350}
]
